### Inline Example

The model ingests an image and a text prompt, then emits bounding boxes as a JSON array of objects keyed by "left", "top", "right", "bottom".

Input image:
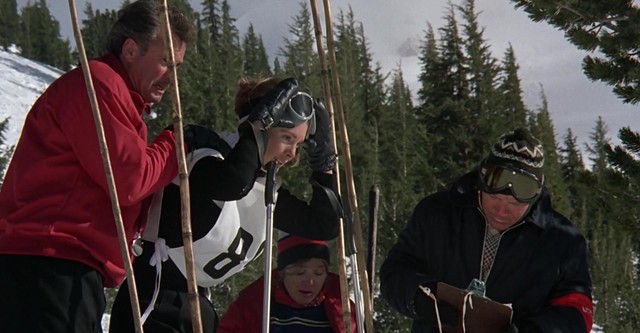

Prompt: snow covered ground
[{"left": 0, "top": 46, "right": 63, "bottom": 150}]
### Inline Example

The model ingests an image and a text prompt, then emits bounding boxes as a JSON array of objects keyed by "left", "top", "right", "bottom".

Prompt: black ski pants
[{"left": 0, "top": 254, "right": 106, "bottom": 333}]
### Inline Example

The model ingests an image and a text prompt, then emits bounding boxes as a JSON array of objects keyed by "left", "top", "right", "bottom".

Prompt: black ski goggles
[
  {"left": 479, "top": 164, "right": 543, "bottom": 203},
  {"left": 279, "top": 92, "right": 316, "bottom": 135}
]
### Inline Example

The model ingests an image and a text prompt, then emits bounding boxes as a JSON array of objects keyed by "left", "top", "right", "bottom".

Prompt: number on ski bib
[{"left": 204, "top": 228, "right": 254, "bottom": 279}]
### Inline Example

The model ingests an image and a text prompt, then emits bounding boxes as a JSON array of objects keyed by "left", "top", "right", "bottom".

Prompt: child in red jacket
[{"left": 218, "top": 234, "right": 357, "bottom": 332}]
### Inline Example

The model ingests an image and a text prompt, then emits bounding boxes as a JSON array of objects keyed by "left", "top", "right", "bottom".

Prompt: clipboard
[{"left": 436, "top": 282, "right": 513, "bottom": 333}]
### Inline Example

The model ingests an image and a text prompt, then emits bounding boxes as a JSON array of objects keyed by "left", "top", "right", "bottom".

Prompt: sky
[{"left": 15, "top": 0, "right": 640, "bottom": 164}]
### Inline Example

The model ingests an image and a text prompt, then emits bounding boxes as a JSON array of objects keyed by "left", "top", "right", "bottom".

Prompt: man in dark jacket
[{"left": 380, "top": 128, "right": 593, "bottom": 333}]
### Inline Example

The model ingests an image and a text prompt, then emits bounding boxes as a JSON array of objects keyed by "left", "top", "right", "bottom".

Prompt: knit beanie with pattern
[{"left": 482, "top": 127, "right": 545, "bottom": 181}]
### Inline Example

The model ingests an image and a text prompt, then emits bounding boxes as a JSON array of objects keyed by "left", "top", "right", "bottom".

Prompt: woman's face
[
  {"left": 262, "top": 122, "right": 309, "bottom": 169},
  {"left": 282, "top": 258, "right": 328, "bottom": 306}
]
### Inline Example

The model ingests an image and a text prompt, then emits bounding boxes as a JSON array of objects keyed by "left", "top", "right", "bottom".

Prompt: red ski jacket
[
  {"left": 218, "top": 271, "right": 357, "bottom": 332},
  {"left": 0, "top": 52, "right": 178, "bottom": 287}
]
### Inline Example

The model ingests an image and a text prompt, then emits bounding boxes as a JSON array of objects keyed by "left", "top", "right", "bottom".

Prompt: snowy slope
[{"left": 0, "top": 47, "right": 63, "bottom": 149}]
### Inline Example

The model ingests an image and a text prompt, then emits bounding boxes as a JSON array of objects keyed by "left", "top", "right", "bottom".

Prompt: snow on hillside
[{"left": 0, "top": 47, "right": 63, "bottom": 149}]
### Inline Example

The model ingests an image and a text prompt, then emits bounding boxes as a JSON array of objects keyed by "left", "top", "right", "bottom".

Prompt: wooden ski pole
[
  {"left": 308, "top": 1, "right": 353, "bottom": 332},
  {"left": 367, "top": 185, "right": 379, "bottom": 306},
  {"left": 322, "top": 0, "right": 375, "bottom": 331},
  {"left": 159, "top": 1, "right": 203, "bottom": 332},
  {"left": 66, "top": 1, "right": 144, "bottom": 332}
]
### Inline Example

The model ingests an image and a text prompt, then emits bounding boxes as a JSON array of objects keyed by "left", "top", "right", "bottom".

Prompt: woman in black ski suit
[{"left": 109, "top": 77, "right": 340, "bottom": 333}]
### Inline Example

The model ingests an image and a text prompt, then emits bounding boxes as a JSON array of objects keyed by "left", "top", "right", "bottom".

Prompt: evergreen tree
[
  {"left": 510, "top": 0, "right": 640, "bottom": 104},
  {"left": 201, "top": 0, "right": 221, "bottom": 44},
  {"left": 497, "top": 44, "right": 528, "bottom": 129},
  {"left": 373, "top": 69, "right": 422, "bottom": 332},
  {"left": 80, "top": 3, "right": 118, "bottom": 59},
  {"left": 558, "top": 128, "right": 588, "bottom": 228},
  {"left": 241, "top": 24, "right": 271, "bottom": 77},
  {"left": 437, "top": 3, "right": 468, "bottom": 102},
  {"left": 146, "top": 0, "right": 237, "bottom": 135},
  {"left": 0, "top": 0, "right": 20, "bottom": 50},
  {"left": 416, "top": 24, "right": 443, "bottom": 108},
  {"left": 187, "top": 0, "right": 242, "bottom": 131},
  {"left": 458, "top": 0, "right": 502, "bottom": 158},
  {"left": 582, "top": 119, "right": 640, "bottom": 331},
  {"left": 529, "top": 92, "right": 572, "bottom": 217},
  {"left": 18, "top": 0, "right": 71, "bottom": 70},
  {"left": 589, "top": 221, "right": 640, "bottom": 332},
  {"left": 278, "top": 2, "right": 319, "bottom": 84},
  {"left": 332, "top": 7, "right": 387, "bottom": 201},
  {"left": 217, "top": 0, "right": 243, "bottom": 124},
  {"left": 272, "top": 57, "right": 283, "bottom": 76},
  {"left": 417, "top": 3, "right": 477, "bottom": 186},
  {"left": 585, "top": 116, "right": 611, "bottom": 174},
  {"left": 606, "top": 126, "right": 640, "bottom": 237}
]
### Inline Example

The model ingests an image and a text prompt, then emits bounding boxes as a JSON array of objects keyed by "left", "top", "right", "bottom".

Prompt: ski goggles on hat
[
  {"left": 278, "top": 92, "right": 316, "bottom": 135},
  {"left": 479, "top": 164, "right": 543, "bottom": 203}
]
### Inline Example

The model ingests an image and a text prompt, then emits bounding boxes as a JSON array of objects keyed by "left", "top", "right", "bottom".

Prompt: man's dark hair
[{"left": 107, "top": 0, "right": 194, "bottom": 56}]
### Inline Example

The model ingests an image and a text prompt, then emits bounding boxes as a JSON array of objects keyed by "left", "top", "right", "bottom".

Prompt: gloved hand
[
  {"left": 245, "top": 77, "right": 299, "bottom": 131},
  {"left": 414, "top": 285, "right": 459, "bottom": 327},
  {"left": 183, "top": 124, "right": 230, "bottom": 155},
  {"left": 303, "top": 98, "right": 336, "bottom": 172}
]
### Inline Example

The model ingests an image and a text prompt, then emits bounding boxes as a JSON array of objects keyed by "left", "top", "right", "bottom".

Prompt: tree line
[{"left": 1, "top": 0, "right": 639, "bottom": 331}]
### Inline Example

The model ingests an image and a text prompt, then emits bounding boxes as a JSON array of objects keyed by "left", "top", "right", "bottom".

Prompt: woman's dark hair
[{"left": 107, "top": 0, "right": 194, "bottom": 56}]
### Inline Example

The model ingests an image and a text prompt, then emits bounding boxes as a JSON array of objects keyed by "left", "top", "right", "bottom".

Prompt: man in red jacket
[{"left": 0, "top": 1, "right": 195, "bottom": 332}]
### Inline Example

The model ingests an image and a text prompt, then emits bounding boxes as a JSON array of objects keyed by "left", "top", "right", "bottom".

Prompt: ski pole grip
[{"left": 265, "top": 161, "right": 277, "bottom": 205}]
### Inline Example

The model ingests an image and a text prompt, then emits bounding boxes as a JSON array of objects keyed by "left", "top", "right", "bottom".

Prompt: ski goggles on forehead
[
  {"left": 479, "top": 164, "right": 543, "bottom": 203},
  {"left": 278, "top": 91, "right": 316, "bottom": 134}
]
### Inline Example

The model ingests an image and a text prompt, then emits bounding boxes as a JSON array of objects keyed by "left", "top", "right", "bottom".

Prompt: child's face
[{"left": 282, "top": 258, "right": 328, "bottom": 306}]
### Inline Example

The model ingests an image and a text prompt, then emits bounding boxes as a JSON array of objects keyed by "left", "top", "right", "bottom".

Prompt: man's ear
[{"left": 121, "top": 38, "right": 138, "bottom": 62}]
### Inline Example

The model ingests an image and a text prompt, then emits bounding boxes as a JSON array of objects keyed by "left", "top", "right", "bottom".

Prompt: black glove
[
  {"left": 303, "top": 98, "right": 336, "bottom": 172},
  {"left": 246, "top": 78, "right": 299, "bottom": 130},
  {"left": 183, "top": 124, "right": 230, "bottom": 155},
  {"left": 414, "top": 286, "right": 459, "bottom": 327}
]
